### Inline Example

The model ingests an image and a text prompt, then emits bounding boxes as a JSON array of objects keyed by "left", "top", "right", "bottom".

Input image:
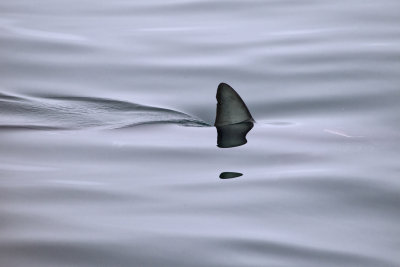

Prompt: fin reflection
[{"left": 216, "top": 121, "right": 254, "bottom": 148}]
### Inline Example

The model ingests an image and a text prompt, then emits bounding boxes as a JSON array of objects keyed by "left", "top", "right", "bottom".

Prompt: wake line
[{"left": 0, "top": 93, "right": 210, "bottom": 130}]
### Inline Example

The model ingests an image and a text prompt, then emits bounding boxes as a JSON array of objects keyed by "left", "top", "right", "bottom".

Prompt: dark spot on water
[{"left": 219, "top": 172, "right": 243, "bottom": 179}]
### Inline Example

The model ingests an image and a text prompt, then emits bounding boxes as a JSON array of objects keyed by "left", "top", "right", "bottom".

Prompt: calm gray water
[{"left": 1, "top": 0, "right": 400, "bottom": 266}]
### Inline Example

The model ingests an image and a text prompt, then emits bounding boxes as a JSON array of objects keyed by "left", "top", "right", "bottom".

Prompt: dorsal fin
[{"left": 214, "top": 83, "right": 254, "bottom": 126}]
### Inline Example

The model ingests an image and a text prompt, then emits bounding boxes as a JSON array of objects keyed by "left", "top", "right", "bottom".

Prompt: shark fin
[{"left": 214, "top": 83, "right": 254, "bottom": 126}]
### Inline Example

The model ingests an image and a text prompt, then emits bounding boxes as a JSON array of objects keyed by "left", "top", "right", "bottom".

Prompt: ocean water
[{"left": 1, "top": 0, "right": 400, "bottom": 266}]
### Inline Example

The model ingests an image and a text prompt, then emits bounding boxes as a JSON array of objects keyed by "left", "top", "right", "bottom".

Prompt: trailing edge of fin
[{"left": 214, "top": 83, "right": 254, "bottom": 126}]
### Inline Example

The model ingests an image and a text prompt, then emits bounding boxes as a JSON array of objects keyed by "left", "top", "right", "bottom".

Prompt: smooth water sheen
[{"left": 1, "top": 0, "right": 400, "bottom": 266}]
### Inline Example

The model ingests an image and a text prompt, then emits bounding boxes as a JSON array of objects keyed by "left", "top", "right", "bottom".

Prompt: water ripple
[{"left": 0, "top": 93, "right": 210, "bottom": 130}]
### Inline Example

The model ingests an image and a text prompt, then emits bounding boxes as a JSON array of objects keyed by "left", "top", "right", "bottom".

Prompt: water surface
[{"left": 1, "top": 0, "right": 400, "bottom": 266}]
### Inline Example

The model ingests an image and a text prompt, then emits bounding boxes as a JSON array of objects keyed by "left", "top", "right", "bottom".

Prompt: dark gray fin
[{"left": 214, "top": 83, "right": 254, "bottom": 127}]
